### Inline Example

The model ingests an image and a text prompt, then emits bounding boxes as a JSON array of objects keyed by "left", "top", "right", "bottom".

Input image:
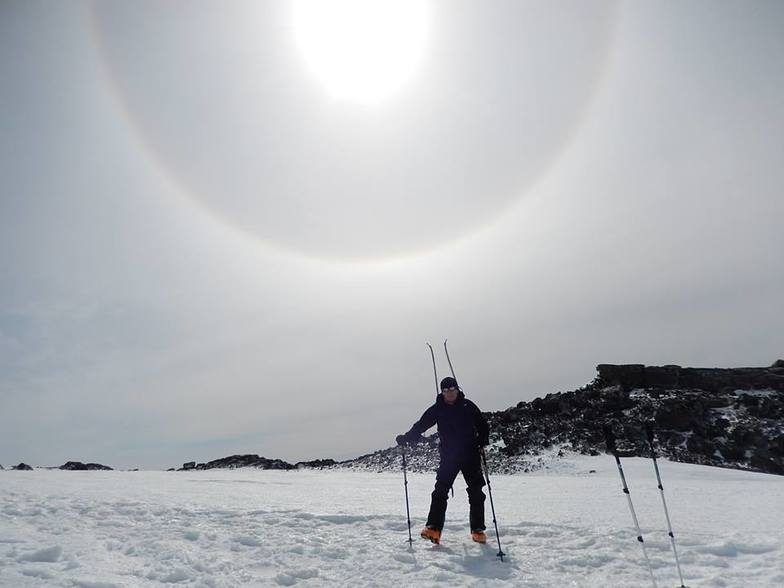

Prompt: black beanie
[{"left": 440, "top": 376, "right": 458, "bottom": 390}]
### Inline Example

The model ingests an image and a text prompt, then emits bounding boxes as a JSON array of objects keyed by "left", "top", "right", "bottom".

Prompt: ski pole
[
  {"left": 401, "top": 445, "right": 414, "bottom": 546},
  {"left": 644, "top": 422, "right": 686, "bottom": 588},
  {"left": 604, "top": 425, "right": 657, "bottom": 588},
  {"left": 481, "top": 447, "right": 506, "bottom": 561}
]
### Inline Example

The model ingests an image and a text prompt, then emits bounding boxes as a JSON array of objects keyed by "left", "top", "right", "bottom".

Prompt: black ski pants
[{"left": 426, "top": 450, "right": 486, "bottom": 531}]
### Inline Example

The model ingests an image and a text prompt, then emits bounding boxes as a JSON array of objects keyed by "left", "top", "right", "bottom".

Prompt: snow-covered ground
[{"left": 1, "top": 455, "right": 782, "bottom": 587}]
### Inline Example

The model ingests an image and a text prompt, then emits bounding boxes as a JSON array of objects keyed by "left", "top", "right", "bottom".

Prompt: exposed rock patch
[
  {"left": 178, "top": 454, "right": 296, "bottom": 471},
  {"left": 59, "top": 461, "right": 113, "bottom": 471}
]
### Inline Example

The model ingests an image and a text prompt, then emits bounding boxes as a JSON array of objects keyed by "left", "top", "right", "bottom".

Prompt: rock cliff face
[{"left": 339, "top": 362, "right": 784, "bottom": 475}]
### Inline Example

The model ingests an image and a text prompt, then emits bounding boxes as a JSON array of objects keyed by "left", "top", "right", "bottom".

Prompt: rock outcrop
[
  {"left": 12, "top": 463, "right": 33, "bottom": 471},
  {"left": 175, "top": 456, "right": 337, "bottom": 471},
  {"left": 178, "top": 454, "right": 296, "bottom": 471},
  {"left": 295, "top": 459, "right": 337, "bottom": 469},
  {"left": 596, "top": 363, "right": 784, "bottom": 393},
  {"left": 59, "top": 461, "right": 113, "bottom": 471}
]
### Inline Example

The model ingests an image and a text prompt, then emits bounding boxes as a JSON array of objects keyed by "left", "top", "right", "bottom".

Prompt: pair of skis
[
  {"left": 400, "top": 340, "right": 506, "bottom": 561},
  {"left": 605, "top": 424, "right": 687, "bottom": 588}
]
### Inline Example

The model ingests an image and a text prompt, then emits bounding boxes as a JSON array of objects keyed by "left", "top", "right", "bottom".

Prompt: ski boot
[
  {"left": 471, "top": 530, "right": 487, "bottom": 544},
  {"left": 420, "top": 526, "right": 442, "bottom": 544}
]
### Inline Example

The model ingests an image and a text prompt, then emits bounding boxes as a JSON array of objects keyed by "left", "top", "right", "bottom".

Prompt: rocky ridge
[{"left": 337, "top": 362, "right": 784, "bottom": 475}]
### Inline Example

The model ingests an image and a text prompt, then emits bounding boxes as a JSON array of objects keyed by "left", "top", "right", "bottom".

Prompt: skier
[{"left": 396, "top": 376, "right": 490, "bottom": 545}]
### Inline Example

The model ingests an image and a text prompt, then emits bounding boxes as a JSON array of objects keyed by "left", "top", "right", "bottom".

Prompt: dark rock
[
  {"left": 770, "top": 434, "right": 784, "bottom": 457},
  {"left": 655, "top": 403, "right": 694, "bottom": 430},
  {"left": 59, "top": 461, "right": 113, "bottom": 471},
  {"left": 715, "top": 441, "right": 745, "bottom": 461},
  {"left": 749, "top": 454, "right": 784, "bottom": 475},
  {"left": 295, "top": 459, "right": 337, "bottom": 469},
  {"left": 175, "top": 454, "right": 296, "bottom": 471},
  {"left": 598, "top": 363, "right": 784, "bottom": 393},
  {"left": 12, "top": 463, "right": 33, "bottom": 471},
  {"left": 599, "top": 386, "right": 633, "bottom": 411},
  {"left": 686, "top": 435, "right": 715, "bottom": 456},
  {"left": 596, "top": 364, "right": 646, "bottom": 389}
]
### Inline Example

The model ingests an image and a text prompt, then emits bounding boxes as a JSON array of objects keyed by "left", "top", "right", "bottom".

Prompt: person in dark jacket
[{"left": 396, "top": 376, "right": 490, "bottom": 545}]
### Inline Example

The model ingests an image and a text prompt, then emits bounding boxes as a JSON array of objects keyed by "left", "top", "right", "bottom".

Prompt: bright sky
[{"left": 1, "top": 1, "right": 782, "bottom": 470}]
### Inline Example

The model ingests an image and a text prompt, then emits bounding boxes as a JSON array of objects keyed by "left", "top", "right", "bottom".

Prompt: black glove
[
  {"left": 478, "top": 435, "right": 490, "bottom": 448},
  {"left": 396, "top": 434, "right": 407, "bottom": 446}
]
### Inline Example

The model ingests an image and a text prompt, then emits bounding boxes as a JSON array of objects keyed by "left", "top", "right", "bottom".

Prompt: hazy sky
[{"left": 2, "top": 1, "right": 782, "bottom": 470}]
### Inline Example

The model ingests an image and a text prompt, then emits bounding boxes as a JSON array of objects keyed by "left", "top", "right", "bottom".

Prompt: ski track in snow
[{"left": 1, "top": 456, "right": 782, "bottom": 587}]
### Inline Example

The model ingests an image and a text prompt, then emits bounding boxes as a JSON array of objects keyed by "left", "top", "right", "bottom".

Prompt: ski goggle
[{"left": 441, "top": 387, "right": 459, "bottom": 393}]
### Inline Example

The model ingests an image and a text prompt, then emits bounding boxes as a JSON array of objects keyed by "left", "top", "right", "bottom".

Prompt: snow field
[{"left": 1, "top": 455, "right": 782, "bottom": 586}]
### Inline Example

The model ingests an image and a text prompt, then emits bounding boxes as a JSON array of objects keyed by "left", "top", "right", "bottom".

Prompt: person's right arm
[{"left": 396, "top": 405, "right": 437, "bottom": 445}]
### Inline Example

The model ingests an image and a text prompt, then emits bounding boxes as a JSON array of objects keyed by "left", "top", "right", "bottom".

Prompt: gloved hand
[
  {"left": 396, "top": 434, "right": 407, "bottom": 446},
  {"left": 478, "top": 435, "right": 490, "bottom": 448}
]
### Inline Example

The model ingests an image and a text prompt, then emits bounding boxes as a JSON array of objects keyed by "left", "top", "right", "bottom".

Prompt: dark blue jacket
[{"left": 402, "top": 391, "right": 489, "bottom": 458}]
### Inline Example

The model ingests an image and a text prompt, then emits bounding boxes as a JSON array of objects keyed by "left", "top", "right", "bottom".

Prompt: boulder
[
  {"left": 655, "top": 403, "right": 694, "bottom": 430},
  {"left": 598, "top": 386, "right": 633, "bottom": 411},
  {"left": 596, "top": 364, "right": 645, "bottom": 389}
]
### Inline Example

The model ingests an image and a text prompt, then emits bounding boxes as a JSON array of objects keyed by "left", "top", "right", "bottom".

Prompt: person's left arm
[{"left": 469, "top": 400, "right": 490, "bottom": 447}]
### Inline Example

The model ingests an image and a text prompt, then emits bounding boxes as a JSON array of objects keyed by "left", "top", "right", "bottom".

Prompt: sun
[{"left": 291, "top": 0, "right": 430, "bottom": 105}]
